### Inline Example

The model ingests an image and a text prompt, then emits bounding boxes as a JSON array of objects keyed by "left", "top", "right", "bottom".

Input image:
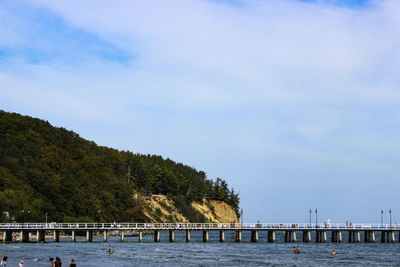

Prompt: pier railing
[{"left": 1, "top": 222, "right": 399, "bottom": 230}]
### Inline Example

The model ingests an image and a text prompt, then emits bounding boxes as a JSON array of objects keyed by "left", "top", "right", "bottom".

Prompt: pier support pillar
[
  {"left": 203, "top": 231, "right": 209, "bottom": 242},
  {"left": 338, "top": 231, "right": 342, "bottom": 243},
  {"left": 219, "top": 231, "right": 225, "bottom": 242},
  {"left": 120, "top": 231, "right": 125, "bottom": 242},
  {"left": 20, "top": 231, "right": 29, "bottom": 242},
  {"left": 138, "top": 231, "right": 143, "bottom": 242},
  {"left": 251, "top": 231, "right": 259, "bottom": 242},
  {"left": 103, "top": 231, "right": 107, "bottom": 242},
  {"left": 381, "top": 231, "right": 386, "bottom": 243},
  {"left": 71, "top": 230, "right": 76, "bottom": 242},
  {"left": 3, "top": 231, "right": 12, "bottom": 242},
  {"left": 364, "top": 231, "right": 369, "bottom": 243},
  {"left": 36, "top": 231, "right": 45, "bottom": 242},
  {"left": 390, "top": 231, "right": 395, "bottom": 243},
  {"left": 86, "top": 231, "right": 93, "bottom": 242},
  {"left": 53, "top": 231, "right": 60, "bottom": 242},
  {"left": 169, "top": 230, "right": 175, "bottom": 242},
  {"left": 292, "top": 231, "right": 297, "bottom": 242},
  {"left": 284, "top": 231, "right": 288, "bottom": 242},
  {"left": 322, "top": 231, "right": 327, "bottom": 243},
  {"left": 186, "top": 230, "right": 191, "bottom": 243},
  {"left": 154, "top": 230, "right": 160, "bottom": 242},
  {"left": 268, "top": 231, "right": 276, "bottom": 242},
  {"left": 331, "top": 231, "right": 337, "bottom": 243},
  {"left": 316, "top": 231, "right": 320, "bottom": 243},
  {"left": 371, "top": 231, "right": 375, "bottom": 243},
  {"left": 235, "top": 230, "right": 242, "bottom": 242},
  {"left": 303, "top": 231, "right": 311, "bottom": 243},
  {"left": 356, "top": 231, "right": 360, "bottom": 243},
  {"left": 348, "top": 231, "right": 353, "bottom": 243}
]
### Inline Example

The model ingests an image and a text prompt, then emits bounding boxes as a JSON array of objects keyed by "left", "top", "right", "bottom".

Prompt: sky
[{"left": 1, "top": 0, "right": 400, "bottom": 223}]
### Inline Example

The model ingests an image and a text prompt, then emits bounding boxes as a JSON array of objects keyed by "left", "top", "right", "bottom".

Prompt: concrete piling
[
  {"left": 120, "top": 231, "right": 125, "bottom": 242},
  {"left": 390, "top": 231, "right": 395, "bottom": 243},
  {"left": 303, "top": 231, "right": 311, "bottom": 243},
  {"left": 322, "top": 231, "right": 327, "bottom": 242},
  {"left": 235, "top": 230, "right": 242, "bottom": 242},
  {"left": 268, "top": 230, "right": 275, "bottom": 242},
  {"left": 71, "top": 230, "right": 76, "bottom": 242},
  {"left": 219, "top": 231, "right": 225, "bottom": 242},
  {"left": 356, "top": 231, "right": 360, "bottom": 243},
  {"left": 103, "top": 230, "right": 107, "bottom": 242},
  {"left": 371, "top": 231, "right": 375, "bottom": 243},
  {"left": 381, "top": 231, "right": 386, "bottom": 243},
  {"left": 86, "top": 231, "right": 93, "bottom": 242},
  {"left": 186, "top": 230, "right": 191, "bottom": 243},
  {"left": 3, "top": 231, "right": 12, "bottom": 242},
  {"left": 138, "top": 231, "right": 143, "bottom": 242},
  {"left": 20, "top": 231, "right": 29, "bottom": 242},
  {"left": 36, "top": 230, "right": 45, "bottom": 242},
  {"left": 53, "top": 231, "right": 60, "bottom": 242},
  {"left": 331, "top": 231, "right": 337, "bottom": 243},
  {"left": 203, "top": 231, "right": 209, "bottom": 242},
  {"left": 154, "top": 230, "right": 160, "bottom": 242},
  {"left": 251, "top": 230, "right": 259, "bottom": 242},
  {"left": 169, "top": 230, "right": 175, "bottom": 242}
]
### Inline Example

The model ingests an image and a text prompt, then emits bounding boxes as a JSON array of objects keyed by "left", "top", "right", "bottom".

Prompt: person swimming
[
  {"left": 108, "top": 245, "right": 115, "bottom": 255},
  {"left": 331, "top": 250, "right": 336, "bottom": 255}
]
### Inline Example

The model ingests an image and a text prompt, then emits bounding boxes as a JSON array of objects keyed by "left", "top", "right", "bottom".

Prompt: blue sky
[{"left": 1, "top": 0, "right": 400, "bottom": 223}]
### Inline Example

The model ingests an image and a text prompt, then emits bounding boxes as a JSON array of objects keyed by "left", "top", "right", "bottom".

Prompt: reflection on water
[{"left": 1, "top": 231, "right": 399, "bottom": 266}]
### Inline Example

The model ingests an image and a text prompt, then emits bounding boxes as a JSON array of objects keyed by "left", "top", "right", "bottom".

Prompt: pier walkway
[{"left": 1, "top": 222, "right": 400, "bottom": 243}]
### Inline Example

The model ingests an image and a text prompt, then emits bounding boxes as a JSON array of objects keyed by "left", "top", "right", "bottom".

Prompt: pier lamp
[
  {"left": 309, "top": 209, "right": 312, "bottom": 227},
  {"left": 315, "top": 209, "right": 318, "bottom": 229},
  {"left": 21, "top": 209, "right": 25, "bottom": 229},
  {"left": 381, "top": 209, "right": 384, "bottom": 228},
  {"left": 389, "top": 209, "right": 392, "bottom": 229},
  {"left": 240, "top": 208, "right": 243, "bottom": 227}
]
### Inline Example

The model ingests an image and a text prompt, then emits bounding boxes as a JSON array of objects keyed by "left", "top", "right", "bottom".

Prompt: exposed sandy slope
[
  {"left": 142, "top": 194, "right": 188, "bottom": 223},
  {"left": 141, "top": 195, "right": 238, "bottom": 223},
  {"left": 192, "top": 198, "right": 239, "bottom": 223}
]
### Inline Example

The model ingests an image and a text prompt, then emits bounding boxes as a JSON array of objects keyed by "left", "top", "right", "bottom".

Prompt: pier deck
[{"left": 1, "top": 223, "right": 399, "bottom": 243}]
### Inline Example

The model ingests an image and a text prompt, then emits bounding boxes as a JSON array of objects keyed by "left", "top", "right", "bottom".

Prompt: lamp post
[
  {"left": 389, "top": 209, "right": 392, "bottom": 229},
  {"left": 381, "top": 209, "right": 384, "bottom": 228},
  {"left": 45, "top": 212, "right": 48, "bottom": 227},
  {"left": 315, "top": 209, "right": 318, "bottom": 229},
  {"left": 240, "top": 208, "right": 243, "bottom": 227},
  {"left": 309, "top": 209, "right": 312, "bottom": 227},
  {"left": 22, "top": 209, "right": 25, "bottom": 229}
]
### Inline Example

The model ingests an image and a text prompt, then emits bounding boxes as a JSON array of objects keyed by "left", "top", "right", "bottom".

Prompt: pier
[{"left": 1, "top": 223, "right": 400, "bottom": 243}]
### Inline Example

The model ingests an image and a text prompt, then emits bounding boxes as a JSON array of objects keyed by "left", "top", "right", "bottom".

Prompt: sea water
[{"left": 1, "top": 231, "right": 399, "bottom": 266}]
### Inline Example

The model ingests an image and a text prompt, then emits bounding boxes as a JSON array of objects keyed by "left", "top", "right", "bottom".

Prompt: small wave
[{"left": 218, "top": 258, "right": 232, "bottom": 262}]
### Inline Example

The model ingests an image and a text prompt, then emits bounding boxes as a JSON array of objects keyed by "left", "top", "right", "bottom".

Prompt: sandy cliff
[{"left": 140, "top": 194, "right": 238, "bottom": 223}]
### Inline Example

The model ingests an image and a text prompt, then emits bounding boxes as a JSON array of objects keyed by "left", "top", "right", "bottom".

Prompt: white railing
[{"left": 0, "top": 222, "right": 399, "bottom": 230}]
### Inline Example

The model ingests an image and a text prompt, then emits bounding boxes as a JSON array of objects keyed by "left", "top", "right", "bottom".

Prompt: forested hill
[{"left": 0, "top": 111, "right": 239, "bottom": 223}]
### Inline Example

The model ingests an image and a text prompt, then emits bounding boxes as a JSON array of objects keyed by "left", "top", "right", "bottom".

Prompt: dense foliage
[{"left": 0, "top": 111, "right": 239, "bottom": 223}]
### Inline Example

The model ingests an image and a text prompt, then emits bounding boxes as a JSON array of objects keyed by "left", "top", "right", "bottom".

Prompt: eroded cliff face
[
  {"left": 140, "top": 194, "right": 238, "bottom": 223},
  {"left": 192, "top": 198, "right": 239, "bottom": 223}
]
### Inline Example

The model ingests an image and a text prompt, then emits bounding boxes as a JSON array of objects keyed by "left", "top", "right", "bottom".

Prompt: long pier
[{"left": 1, "top": 222, "right": 400, "bottom": 243}]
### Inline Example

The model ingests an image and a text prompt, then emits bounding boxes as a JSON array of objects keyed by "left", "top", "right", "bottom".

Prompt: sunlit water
[{"left": 1, "top": 231, "right": 400, "bottom": 266}]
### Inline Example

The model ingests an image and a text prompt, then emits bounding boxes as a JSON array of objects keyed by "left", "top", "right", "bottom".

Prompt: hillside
[{"left": 0, "top": 111, "right": 239, "bottom": 223}]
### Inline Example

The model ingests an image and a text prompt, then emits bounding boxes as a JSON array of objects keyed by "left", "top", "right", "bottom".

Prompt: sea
[{"left": 1, "top": 231, "right": 400, "bottom": 266}]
